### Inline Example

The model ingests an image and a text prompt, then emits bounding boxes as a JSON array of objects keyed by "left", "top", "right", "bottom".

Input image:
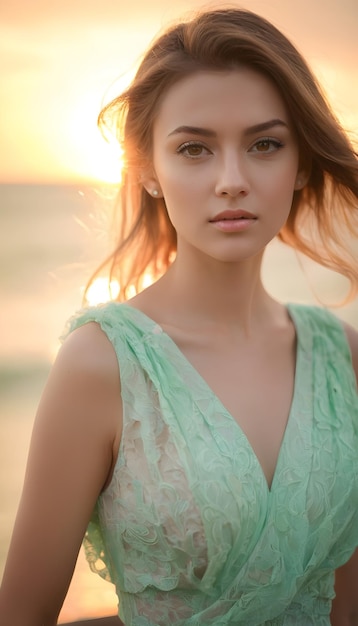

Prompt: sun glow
[
  {"left": 314, "top": 61, "right": 358, "bottom": 146},
  {"left": 66, "top": 69, "right": 139, "bottom": 184},
  {"left": 92, "top": 136, "right": 125, "bottom": 185},
  {"left": 85, "top": 278, "right": 121, "bottom": 305},
  {"left": 67, "top": 89, "right": 126, "bottom": 184},
  {"left": 84, "top": 273, "right": 155, "bottom": 306}
]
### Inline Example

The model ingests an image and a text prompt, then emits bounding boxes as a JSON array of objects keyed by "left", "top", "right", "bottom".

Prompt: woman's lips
[{"left": 209, "top": 209, "right": 257, "bottom": 232}]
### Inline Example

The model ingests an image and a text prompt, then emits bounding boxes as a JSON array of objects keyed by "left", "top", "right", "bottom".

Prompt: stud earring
[{"left": 152, "top": 189, "right": 159, "bottom": 197}]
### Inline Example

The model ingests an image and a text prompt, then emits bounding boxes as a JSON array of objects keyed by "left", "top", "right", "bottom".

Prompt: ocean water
[{"left": 0, "top": 184, "right": 357, "bottom": 622}]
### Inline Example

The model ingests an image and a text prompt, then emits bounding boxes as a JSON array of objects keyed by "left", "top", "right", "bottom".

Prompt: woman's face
[{"left": 144, "top": 67, "right": 306, "bottom": 265}]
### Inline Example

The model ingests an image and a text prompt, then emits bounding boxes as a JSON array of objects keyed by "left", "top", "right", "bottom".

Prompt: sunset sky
[{"left": 1, "top": 0, "right": 357, "bottom": 184}]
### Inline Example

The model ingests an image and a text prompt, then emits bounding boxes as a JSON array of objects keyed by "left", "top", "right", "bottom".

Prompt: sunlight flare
[{"left": 85, "top": 277, "right": 120, "bottom": 305}]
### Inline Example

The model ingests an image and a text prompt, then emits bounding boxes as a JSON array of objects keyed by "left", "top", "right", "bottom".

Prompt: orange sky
[{"left": 1, "top": 0, "right": 357, "bottom": 184}]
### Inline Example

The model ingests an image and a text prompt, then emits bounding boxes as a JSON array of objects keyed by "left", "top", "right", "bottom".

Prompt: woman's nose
[{"left": 214, "top": 153, "right": 250, "bottom": 198}]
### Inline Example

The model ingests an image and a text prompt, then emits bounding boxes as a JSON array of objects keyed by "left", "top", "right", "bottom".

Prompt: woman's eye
[
  {"left": 176, "top": 142, "right": 210, "bottom": 158},
  {"left": 251, "top": 138, "right": 284, "bottom": 153}
]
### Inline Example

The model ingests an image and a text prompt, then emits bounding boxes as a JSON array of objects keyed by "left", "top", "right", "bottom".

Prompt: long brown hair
[{"left": 85, "top": 7, "right": 358, "bottom": 302}]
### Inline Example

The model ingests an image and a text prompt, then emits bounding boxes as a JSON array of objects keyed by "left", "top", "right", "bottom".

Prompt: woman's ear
[
  {"left": 294, "top": 169, "right": 310, "bottom": 191},
  {"left": 140, "top": 166, "right": 163, "bottom": 198},
  {"left": 294, "top": 153, "right": 312, "bottom": 191}
]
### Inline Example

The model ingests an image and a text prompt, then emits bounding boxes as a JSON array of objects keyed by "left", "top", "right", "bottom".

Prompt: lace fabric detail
[{"left": 62, "top": 303, "right": 358, "bottom": 625}]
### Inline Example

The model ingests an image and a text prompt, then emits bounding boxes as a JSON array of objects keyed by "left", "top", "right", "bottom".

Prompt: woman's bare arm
[
  {"left": 331, "top": 323, "right": 358, "bottom": 625},
  {"left": 0, "top": 322, "right": 122, "bottom": 626},
  {"left": 331, "top": 548, "right": 358, "bottom": 626},
  {"left": 344, "top": 321, "right": 358, "bottom": 388}
]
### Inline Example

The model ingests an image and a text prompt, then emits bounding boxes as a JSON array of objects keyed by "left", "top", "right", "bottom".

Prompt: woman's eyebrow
[
  {"left": 167, "top": 119, "right": 288, "bottom": 138},
  {"left": 168, "top": 125, "right": 216, "bottom": 138},
  {"left": 243, "top": 119, "right": 288, "bottom": 135}
]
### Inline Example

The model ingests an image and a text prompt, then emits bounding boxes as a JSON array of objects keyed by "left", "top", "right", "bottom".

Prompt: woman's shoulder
[
  {"left": 59, "top": 316, "right": 120, "bottom": 380},
  {"left": 48, "top": 313, "right": 123, "bottom": 467},
  {"left": 59, "top": 300, "right": 159, "bottom": 384},
  {"left": 288, "top": 302, "right": 358, "bottom": 387},
  {"left": 342, "top": 321, "right": 358, "bottom": 387},
  {"left": 288, "top": 303, "right": 352, "bottom": 340},
  {"left": 288, "top": 302, "right": 343, "bottom": 327},
  {"left": 61, "top": 301, "right": 124, "bottom": 338}
]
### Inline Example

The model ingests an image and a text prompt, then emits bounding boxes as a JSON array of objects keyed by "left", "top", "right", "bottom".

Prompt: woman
[{"left": 0, "top": 7, "right": 357, "bottom": 626}]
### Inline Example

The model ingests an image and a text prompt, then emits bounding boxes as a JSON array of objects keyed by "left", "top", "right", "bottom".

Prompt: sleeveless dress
[{"left": 62, "top": 302, "right": 358, "bottom": 626}]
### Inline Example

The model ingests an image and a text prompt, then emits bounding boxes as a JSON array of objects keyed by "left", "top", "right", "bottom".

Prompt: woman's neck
[{"left": 132, "top": 249, "right": 281, "bottom": 337}]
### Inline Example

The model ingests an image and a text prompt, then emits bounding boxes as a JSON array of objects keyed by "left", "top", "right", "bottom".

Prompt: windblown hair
[{"left": 86, "top": 7, "right": 358, "bottom": 302}]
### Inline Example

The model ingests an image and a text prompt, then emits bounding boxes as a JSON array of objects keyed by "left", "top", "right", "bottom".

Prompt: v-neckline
[{"left": 120, "top": 302, "right": 303, "bottom": 494}]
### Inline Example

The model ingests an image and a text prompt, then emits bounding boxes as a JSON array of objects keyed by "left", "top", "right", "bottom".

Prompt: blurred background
[{"left": 0, "top": 0, "right": 357, "bottom": 622}]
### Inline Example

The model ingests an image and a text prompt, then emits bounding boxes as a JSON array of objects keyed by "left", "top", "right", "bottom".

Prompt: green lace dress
[{"left": 63, "top": 302, "right": 358, "bottom": 626}]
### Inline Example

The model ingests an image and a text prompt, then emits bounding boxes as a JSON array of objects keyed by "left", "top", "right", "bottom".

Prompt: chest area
[
  {"left": 110, "top": 351, "right": 358, "bottom": 592},
  {"left": 166, "top": 324, "right": 297, "bottom": 489}
]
